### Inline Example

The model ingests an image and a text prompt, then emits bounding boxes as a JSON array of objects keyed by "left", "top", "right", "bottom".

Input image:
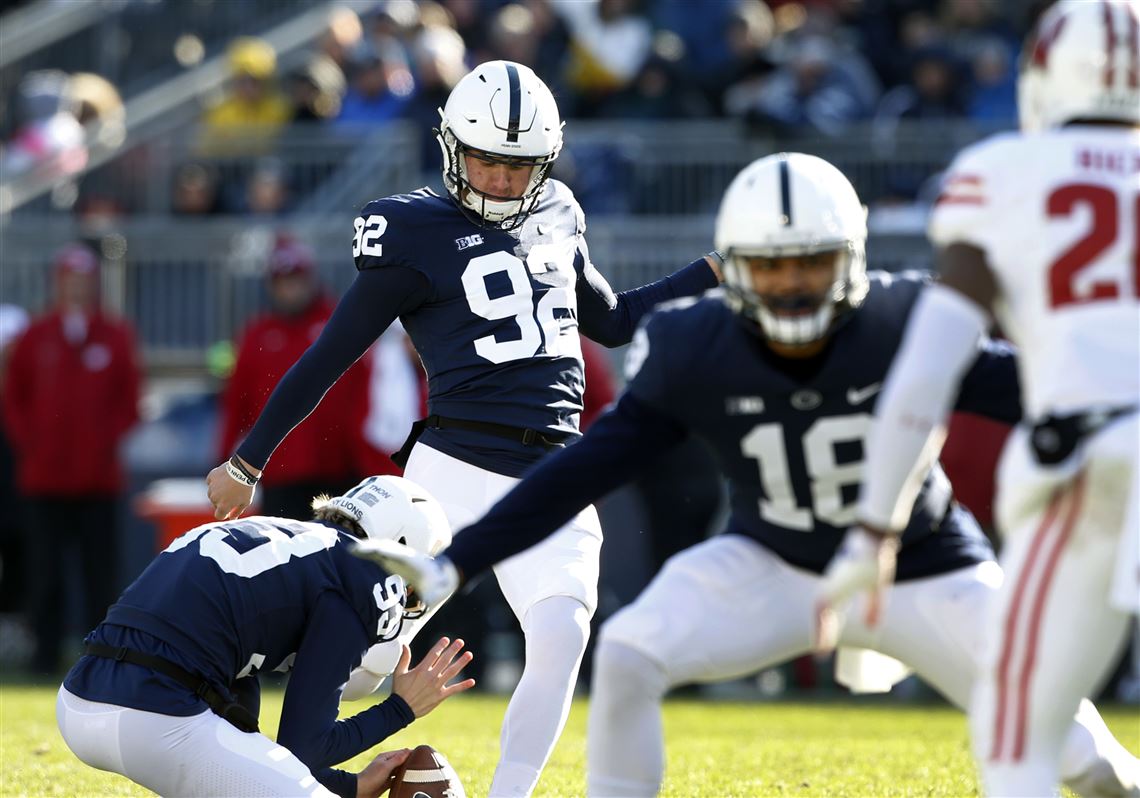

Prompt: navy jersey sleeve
[
  {"left": 575, "top": 235, "right": 717, "bottom": 348},
  {"left": 276, "top": 591, "right": 415, "bottom": 798},
  {"left": 621, "top": 311, "right": 682, "bottom": 418},
  {"left": 353, "top": 195, "right": 434, "bottom": 284},
  {"left": 952, "top": 337, "right": 1022, "bottom": 424},
  {"left": 445, "top": 393, "right": 687, "bottom": 579},
  {"left": 235, "top": 266, "right": 429, "bottom": 469}
]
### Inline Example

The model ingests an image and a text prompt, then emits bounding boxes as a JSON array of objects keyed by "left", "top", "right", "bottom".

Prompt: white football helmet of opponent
[
  {"left": 436, "top": 59, "right": 564, "bottom": 229},
  {"left": 714, "top": 152, "right": 868, "bottom": 345},
  {"left": 1017, "top": 0, "right": 1140, "bottom": 133}
]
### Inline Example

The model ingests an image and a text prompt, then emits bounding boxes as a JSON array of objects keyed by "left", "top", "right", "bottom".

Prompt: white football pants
[
  {"left": 973, "top": 413, "right": 1139, "bottom": 797},
  {"left": 588, "top": 533, "right": 1136, "bottom": 797},
  {"left": 405, "top": 442, "right": 602, "bottom": 798},
  {"left": 57, "top": 686, "right": 335, "bottom": 797}
]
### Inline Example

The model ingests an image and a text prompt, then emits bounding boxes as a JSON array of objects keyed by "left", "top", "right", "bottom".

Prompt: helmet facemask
[
  {"left": 437, "top": 116, "right": 560, "bottom": 231},
  {"left": 723, "top": 240, "right": 868, "bottom": 346}
]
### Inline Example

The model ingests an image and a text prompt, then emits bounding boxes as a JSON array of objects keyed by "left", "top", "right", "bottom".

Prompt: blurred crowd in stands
[
  {"left": 1, "top": 0, "right": 1048, "bottom": 216},
  {"left": 197, "top": 0, "right": 1034, "bottom": 133}
]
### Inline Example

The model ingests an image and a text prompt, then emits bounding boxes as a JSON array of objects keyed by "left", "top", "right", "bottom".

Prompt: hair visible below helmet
[
  {"left": 318, "top": 475, "right": 452, "bottom": 620},
  {"left": 714, "top": 152, "right": 868, "bottom": 345},
  {"left": 436, "top": 60, "right": 563, "bottom": 229},
  {"left": 1018, "top": 0, "right": 1140, "bottom": 133},
  {"left": 320, "top": 475, "right": 451, "bottom": 554}
]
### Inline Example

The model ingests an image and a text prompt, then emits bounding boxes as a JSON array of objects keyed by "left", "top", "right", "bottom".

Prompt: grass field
[{"left": 2, "top": 684, "right": 1137, "bottom": 797}]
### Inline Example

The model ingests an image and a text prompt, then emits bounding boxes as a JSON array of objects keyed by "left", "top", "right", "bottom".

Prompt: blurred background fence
[{"left": 2, "top": 119, "right": 970, "bottom": 370}]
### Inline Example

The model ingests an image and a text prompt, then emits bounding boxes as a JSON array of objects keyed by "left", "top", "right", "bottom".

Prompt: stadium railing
[
  {"left": 6, "top": 118, "right": 1001, "bottom": 219},
  {"left": 0, "top": 214, "right": 933, "bottom": 372}
]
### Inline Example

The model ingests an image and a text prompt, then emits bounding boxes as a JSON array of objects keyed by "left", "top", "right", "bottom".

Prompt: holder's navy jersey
[
  {"left": 235, "top": 180, "right": 716, "bottom": 479},
  {"left": 63, "top": 517, "right": 414, "bottom": 798},
  {"left": 446, "top": 272, "right": 1018, "bottom": 581}
]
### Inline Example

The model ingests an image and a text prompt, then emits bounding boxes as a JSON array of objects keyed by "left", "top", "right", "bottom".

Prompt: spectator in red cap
[
  {"left": 2, "top": 243, "right": 142, "bottom": 675},
  {"left": 217, "top": 236, "right": 397, "bottom": 521}
]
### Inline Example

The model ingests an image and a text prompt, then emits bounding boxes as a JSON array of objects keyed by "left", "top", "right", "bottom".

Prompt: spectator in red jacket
[
  {"left": 217, "top": 237, "right": 395, "bottom": 521},
  {"left": 3, "top": 244, "right": 142, "bottom": 675}
]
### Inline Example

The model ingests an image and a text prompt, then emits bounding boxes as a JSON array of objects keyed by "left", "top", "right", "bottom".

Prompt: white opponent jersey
[{"left": 929, "top": 127, "right": 1140, "bottom": 420}]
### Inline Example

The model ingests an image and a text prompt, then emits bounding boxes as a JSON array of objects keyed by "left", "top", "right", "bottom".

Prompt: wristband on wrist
[{"left": 226, "top": 455, "right": 259, "bottom": 487}]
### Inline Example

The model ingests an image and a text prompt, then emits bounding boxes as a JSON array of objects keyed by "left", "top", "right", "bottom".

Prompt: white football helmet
[
  {"left": 436, "top": 60, "right": 563, "bottom": 229},
  {"left": 714, "top": 152, "right": 868, "bottom": 345},
  {"left": 324, "top": 475, "right": 451, "bottom": 618},
  {"left": 1018, "top": 0, "right": 1140, "bottom": 133}
]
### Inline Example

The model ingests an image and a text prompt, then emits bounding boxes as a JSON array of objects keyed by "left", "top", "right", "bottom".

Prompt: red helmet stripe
[
  {"left": 1031, "top": 11, "right": 1068, "bottom": 69},
  {"left": 1103, "top": 0, "right": 1118, "bottom": 87},
  {"left": 1125, "top": 1, "right": 1139, "bottom": 89}
]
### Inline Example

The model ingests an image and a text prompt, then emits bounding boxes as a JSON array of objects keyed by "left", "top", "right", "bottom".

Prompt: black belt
[
  {"left": 83, "top": 642, "right": 259, "bottom": 733},
  {"left": 392, "top": 415, "right": 565, "bottom": 468},
  {"left": 1029, "top": 405, "right": 1137, "bottom": 466}
]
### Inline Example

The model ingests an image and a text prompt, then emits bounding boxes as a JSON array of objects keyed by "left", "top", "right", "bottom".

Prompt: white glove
[
  {"left": 814, "top": 526, "right": 900, "bottom": 653},
  {"left": 350, "top": 538, "right": 459, "bottom": 608}
]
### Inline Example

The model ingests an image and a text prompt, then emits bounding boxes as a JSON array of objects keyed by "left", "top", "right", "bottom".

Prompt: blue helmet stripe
[
  {"left": 779, "top": 156, "right": 792, "bottom": 226},
  {"left": 505, "top": 63, "right": 521, "bottom": 143}
]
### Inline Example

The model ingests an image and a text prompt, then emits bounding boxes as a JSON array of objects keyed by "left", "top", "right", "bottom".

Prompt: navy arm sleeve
[
  {"left": 952, "top": 337, "right": 1022, "bottom": 424},
  {"left": 236, "top": 266, "right": 430, "bottom": 469},
  {"left": 277, "top": 591, "right": 416, "bottom": 798},
  {"left": 445, "top": 394, "right": 688, "bottom": 579},
  {"left": 576, "top": 256, "right": 717, "bottom": 348}
]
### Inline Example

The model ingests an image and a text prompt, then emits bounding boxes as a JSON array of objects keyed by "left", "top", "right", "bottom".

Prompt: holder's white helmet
[
  {"left": 1018, "top": 0, "right": 1140, "bottom": 133},
  {"left": 714, "top": 153, "right": 868, "bottom": 345},
  {"left": 436, "top": 60, "right": 563, "bottom": 229},
  {"left": 324, "top": 475, "right": 451, "bottom": 619},
  {"left": 324, "top": 475, "right": 451, "bottom": 555}
]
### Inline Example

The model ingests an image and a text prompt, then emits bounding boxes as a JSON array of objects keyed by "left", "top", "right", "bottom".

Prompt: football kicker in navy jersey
[
  {"left": 354, "top": 181, "right": 607, "bottom": 470},
  {"left": 231, "top": 179, "right": 717, "bottom": 480},
  {"left": 57, "top": 477, "right": 473, "bottom": 798}
]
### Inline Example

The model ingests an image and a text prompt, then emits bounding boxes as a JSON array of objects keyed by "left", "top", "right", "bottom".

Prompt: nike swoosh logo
[{"left": 846, "top": 382, "right": 882, "bottom": 405}]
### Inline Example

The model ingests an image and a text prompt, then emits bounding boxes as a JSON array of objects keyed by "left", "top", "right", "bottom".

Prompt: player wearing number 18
[
  {"left": 205, "top": 60, "right": 720, "bottom": 797},
  {"left": 56, "top": 476, "right": 475, "bottom": 798},
  {"left": 360, "top": 152, "right": 1139, "bottom": 797}
]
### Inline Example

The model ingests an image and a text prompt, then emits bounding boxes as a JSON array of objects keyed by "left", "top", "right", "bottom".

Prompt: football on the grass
[{"left": 390, "top": 744, "right": 465, "bottom": 798}]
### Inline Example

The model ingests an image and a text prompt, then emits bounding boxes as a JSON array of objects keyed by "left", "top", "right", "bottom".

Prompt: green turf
[{"left": 2, "top": 685, "right": 1137, "bottom": 796}]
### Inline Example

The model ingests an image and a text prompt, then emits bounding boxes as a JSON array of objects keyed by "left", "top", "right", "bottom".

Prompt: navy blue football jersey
[
  {"left": 352, "top": 180, "right": 715, "bottom": 475},
  {"left": 63, "top": 517, "right": 415, "bottom": 798},
  {"left": 236, "top": 180, "right": 715, "bottom": 478},
  {"left": 623, "top": 272, "right": 1015, "bottom": 576},
  {"left": 445, "top": 272, "right": 1017, "bottom": 581}
]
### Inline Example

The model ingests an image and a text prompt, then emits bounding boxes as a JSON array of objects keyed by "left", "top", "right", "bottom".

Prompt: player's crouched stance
[{"left": 56, "top": 476, "right": 474, "bottom": 798}]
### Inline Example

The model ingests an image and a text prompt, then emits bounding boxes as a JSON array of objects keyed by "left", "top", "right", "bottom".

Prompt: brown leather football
[{"left": 390, "top": 744, "right": 466, "bottom": 798}]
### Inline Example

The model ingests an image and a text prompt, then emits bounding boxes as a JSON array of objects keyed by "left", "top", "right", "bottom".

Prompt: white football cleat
[{"left": 350, "top": 538, "right": 459, "bottom": 608}]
